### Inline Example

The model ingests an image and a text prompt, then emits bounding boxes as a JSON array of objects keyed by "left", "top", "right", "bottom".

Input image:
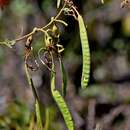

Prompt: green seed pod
[
  {"left": 51, "top": 62, "right": 74, "bottom": 130},
  {"left": 78, "top": 14, "right": 90, "bottom": 89}
]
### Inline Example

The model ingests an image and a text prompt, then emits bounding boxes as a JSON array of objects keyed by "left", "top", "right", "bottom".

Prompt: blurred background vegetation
[{"left": 0, "top": 0, "right": 130, "bottom": 130}]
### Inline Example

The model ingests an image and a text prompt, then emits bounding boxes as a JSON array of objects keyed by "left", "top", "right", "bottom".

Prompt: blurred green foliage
[
  {"left": 0, "top": 100, "right": 31, "bottom": 130},
  {"left": 0, "top": 0, "right": 130, "bottom": 130}
]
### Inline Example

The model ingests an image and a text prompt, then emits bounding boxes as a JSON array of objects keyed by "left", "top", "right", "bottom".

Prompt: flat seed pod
[
  {"left": 78, "top": 14, "right": 90, "bottom": 89},
  {"left": 52, "top": 90, "right": 74, "bottom": 130},
  {"left": 51, "top": 62, "right": 74, "bottom": 130}
]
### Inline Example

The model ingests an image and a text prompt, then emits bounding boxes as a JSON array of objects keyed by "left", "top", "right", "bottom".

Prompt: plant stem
[{"left": 0, "top": 2, "right": 66, "bottom": 45}]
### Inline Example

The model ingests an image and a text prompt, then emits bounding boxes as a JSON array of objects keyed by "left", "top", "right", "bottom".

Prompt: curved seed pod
[
  {"left": 51, "top": 61, "right": 74, "bottom": 130},
  {"left": 78, "top": 14, "right": 90, "bottom": 89},
  {"left": 52, "top": 90, "right": 74, "bottom": 130}
]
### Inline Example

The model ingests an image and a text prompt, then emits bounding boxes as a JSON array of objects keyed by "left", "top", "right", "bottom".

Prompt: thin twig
[
  {"left": 87, "top": 99, "right": 96, "bottom": 130},
  {"left": 101, "top": 105, "right": 126, "bottom": 130},
  {"left": 0, "top": 3, "right": 67, "bottom": 45}
]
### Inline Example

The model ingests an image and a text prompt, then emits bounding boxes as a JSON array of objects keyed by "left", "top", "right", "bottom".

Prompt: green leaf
[
  {"left": 51, "top": 62, "right": 74, "bottom": 130},
  {"left": 59, "top": 57, "right": 67, "bottom": 97},
  {"left": 35, "top": 100, "right": 43, "bottom": 130},
  {"left": 57, "top": 0, "right": 61, "bottom": 8},
  {"left": 24, "top": 64, "right": 39, "bottom": 100},
  {"left": 78, "top": 14, "right": 90, "bottom": 89},
  {"left": 44, "top": 108, "right": 50, "bottom": 130},
  {"left": 25, "top": 64, "right": 43, "bottom": 130}
]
